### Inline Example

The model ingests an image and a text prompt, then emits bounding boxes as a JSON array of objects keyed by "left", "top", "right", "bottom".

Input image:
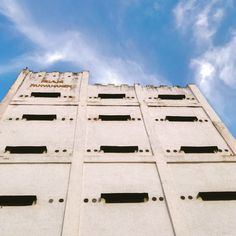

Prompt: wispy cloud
[
  {"left": 174, "top": 0, "right": 196, "bottom": 30},
  {"left": 0, "top": 0, "right": 164, "bottom": 85},
  {"left": 173, "top": 0, "right": 235, "bottom": 114},
  {"left": 191, "top": 34, "right": 236, "bottom": 91},
  {"left": 173, "top": 0, "right": 236, "bottom": 132},
  {"left": 173, "top": 0, "right": 228, "bottom": 45}
]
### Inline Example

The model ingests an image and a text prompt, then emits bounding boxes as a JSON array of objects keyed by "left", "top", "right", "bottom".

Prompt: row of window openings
[
  {"left": 0, "top": 195, "right": 64, "bottom": 207},
  {"left": 7, "top": 115, "right": 73, "bottom": 121},
  {"left": 166, "top": 146, "right": 229, "bottom": 153},
  {"left": 148, "top": 96, "right": 195, "bottom": 100},
  {"left": 6, "top": 114, "right": 207, "bottom": 122},
  {"left": 4, "top": 146, "right": 70, "bottom": 154},
  {"left": 84, "top": 192, "right": 236, "bottom": 203},
  {"left": 19, "top": 93, "right": 72, "bottom": 98},
  {"left": 18, "top": 92, "right": 192, "bottom": 100},
  {"left": 91, "top": 94, "right": 191, "bottom": 100},
  {"left": 0, "top": 191, "right": 235, "bottom": 207},
  {"left": 3, "top": 145, "right": 227, "bottom": 154}
]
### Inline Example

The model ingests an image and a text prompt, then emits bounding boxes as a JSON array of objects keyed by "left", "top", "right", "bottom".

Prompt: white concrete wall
[{"left": 0, "top": 69, "right": 235, "bottom": 236}]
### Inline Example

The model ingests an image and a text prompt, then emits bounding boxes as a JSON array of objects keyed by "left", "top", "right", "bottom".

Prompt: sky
[{"left": 0, "top": 0, "right": 236, "bottom": 137}]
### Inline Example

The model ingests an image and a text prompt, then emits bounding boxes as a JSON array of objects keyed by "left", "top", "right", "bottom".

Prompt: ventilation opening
[
  {"left": 31, "top": 92, "right": 61, "bottom": 98},
  {"left": 198, "top": 192, "right": 236, "bottom": 201},
  {"left": 158, "top": 94, "right": 186, "bottom": 100},
  {"left": 180, "top": 146, "right": 218, "bottom": 153},
  {"left": 165, "top": 116, "right": 198, "bottom": 122},
  {"left": 98, "top": 93, "right": 126, "bottom": 99},
  {"left": 100, "top": 146, "right": 138, "bottom": 153},
  {"left": 101, "top": 193, "right": 149, "bottom": 203},
  {"left": 98, "top": 115, "right": 131, "bottom": 121},
  {"left": 0, "top": 195, "right": 37, "bottom": 206},
  {"left": 5, "top": 146, "right": 47, "bottom": 154},
  {"left": 22, "top": 114, "right": 57, "bottom": 121}
]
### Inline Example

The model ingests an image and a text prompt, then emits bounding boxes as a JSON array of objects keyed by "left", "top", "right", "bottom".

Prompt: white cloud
[
  {"left": 173, "top": 0, "right": 196, "bottom": 30},
  {"left": 0, "top": 0, "right": 163, "bottom": 85},
  {"left": 173, "top": 0, "right": 235, "bottom": 93},
  {"left": 213, "top": 8, "right": 224, "bottom": 21},
  {"left": 191, "top": 36, "right": 236, "bottom": 90},
  {"left": 0, "top": 0, "right": 46, "bottom": 46},
  {"left": 173, "top": 0, "right": 228, "bottom": 44},
  {"left": 174, "top": 0, "right": 236, "bottom": 128}
]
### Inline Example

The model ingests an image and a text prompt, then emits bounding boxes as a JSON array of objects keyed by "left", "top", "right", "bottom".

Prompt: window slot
[
  {"left": 158, "top": 94, "right": 186, "bottom": 100},
  {"left": 100, "top": 146, "right": 138, "bottom": 153},
  {"left": 0, "top": 195, "right": 37, "bottom": 206},
  {"left": 165, "top": 116, "right": 198, "bottom": 122},
  {"left": 5, "top": 146, "right": 47, "bottom": 154},
  {"left": 98, "top": 115, "right": 131, "bottom": 121},
  {"left": 31, "top": 92, "right": 61, "bottom": 98},
  {"left": 198, "top": 192, "right": 236, "bottom": 201},
  {"left": 98, "top": 93, "right": 126, "bottom": 99},
  {"left": 101, "top": 193, "right": 149, "bottom": 203},
  {"left": 22, "top": 114, "right": 57, "bottom": 121},
  {"left": 180, "top": 146, "right": 218, "bottom": 153}
]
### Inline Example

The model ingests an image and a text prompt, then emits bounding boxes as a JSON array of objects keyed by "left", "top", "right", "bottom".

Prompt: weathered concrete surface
[{"left": 0, "top": 69, "right": 235, "bottom": 236}]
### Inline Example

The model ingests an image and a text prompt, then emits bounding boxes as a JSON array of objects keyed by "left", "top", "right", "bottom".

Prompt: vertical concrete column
[
  {"left": 189, "top": 84, "right": 236, "bottom": 154},
  {"left": 0, "top": 69, "right": 30, "bottom": 119},
  {"left": 62, "top": 71, "right": 89, "bottom": 236},
  {"left": 135, "top": 84, "right": 190, "bottom": 236}
]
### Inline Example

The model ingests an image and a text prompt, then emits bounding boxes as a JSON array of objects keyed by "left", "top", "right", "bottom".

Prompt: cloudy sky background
[{"left": 0, "top": 0, "right": 236, "bottom": 136}]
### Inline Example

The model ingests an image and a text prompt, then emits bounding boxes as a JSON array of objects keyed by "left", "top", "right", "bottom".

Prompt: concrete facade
[{"left": 0, "top": 68, "right": 236, "bottom": 236}]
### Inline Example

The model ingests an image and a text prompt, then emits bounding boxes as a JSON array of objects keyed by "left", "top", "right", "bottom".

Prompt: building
[{"left": 0, "top": 68, "right": 236, "bottom": 236}]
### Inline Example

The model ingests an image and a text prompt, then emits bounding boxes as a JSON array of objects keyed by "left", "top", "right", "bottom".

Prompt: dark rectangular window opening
[
  {"left": 180, "top": 146, "right": 218, "bottom": 153},
  {"left": 100, "top": 146, "right": 138, "bottom": 153},
  {"left": 98, "top": 93, "right": 126, "bottom": 99},
  {"left": 158, "top": 94, "right": 186, "bottom": 100},
  {"left": 101, "top": 193, "right": 149, "bottom": 203},
  {"left": 5, "top": 146, "right": 47, "bottom": 154},
  {"left": 0, "top": 195, "right": 37, "bottom": 206},
  {"left": 198, "top": 192, "right": 236, "bottom": 201},
  {"left": 31, "top": 92, "right": 61, "bottom": 98},
  {"left": 165, "top": 116, "right": 198, "bottom": 122},
  {"left": 99, "top": 115, "right": 131, "bottom": 121},
  {"left": 22, "top": 114, "right": 57, "bottom": 121}
]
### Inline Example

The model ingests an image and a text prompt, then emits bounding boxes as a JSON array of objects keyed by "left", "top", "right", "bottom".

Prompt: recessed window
[
  {"left": 98, "top": 93, "right": 126, "bottom": 99},
  {"left": 31, "top": 92, "right": 61, "bottom": 98},
  {"left": 180, "top": 146, "right": 219, "bottom": 153},
  {"left": 5, "top": 146, "right": 47, "bottom": 154},
  {"left": 158, "top": 94, "right": 186, "bottom": 100},
  {"left": 165, "top": 116, "right": 198, "bottom": 122},
  {"left": 98, "top": 115, "right": 131, "bottom": 121},
  {"left": 101, "top": 193, "right": 149, "bottom": 203},
  {"left": 22, "top": 114, "right": 57, "bottom": 121},
  {"left": 0, "top": 195, "right": 37, "bottom": 206},
  {"left": 198, "top": 192, "right": 236, "bottom": 201},
  {"left": 100, "top": 146, "right": 138, "bottom": 153}
]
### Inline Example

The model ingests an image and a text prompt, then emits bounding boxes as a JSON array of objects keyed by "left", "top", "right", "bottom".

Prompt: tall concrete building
[{"left": 0, "top": 68, "right": 236, "bottom": 236}]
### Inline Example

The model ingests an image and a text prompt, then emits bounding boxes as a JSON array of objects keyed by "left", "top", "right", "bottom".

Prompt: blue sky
[{"left": 0, "top": 0, "right": 236, "bottom": 137}]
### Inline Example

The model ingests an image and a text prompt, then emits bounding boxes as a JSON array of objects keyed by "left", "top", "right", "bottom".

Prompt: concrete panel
[
  {"left": 0, "top": 105, "right": 77, "bottom": 159},
  {"left": 87, "top": 84, "right": 139, "bottom": 106},
  {"left": 86, "top": 106, "right": 152, "bottom": 158},
  {"left": 149, "top": 107, "right": 232, "bottom": 157},
  {"left": 189, "top": 84, "right": 236, "bottom": 155},
  {"left": 1, "top": 104, "right": 77, "bottom": 122},
  {"left": 87, "top": 105, "right": 142, "bottom": 120},
  {"left": 0, "top": 164, "right": 70, "bottom": 236},
  {"left": 169, "top": 163, "right": 236, "bottom": 236},
  {"left": 12, "top": 72, "right": 81, "bottom": 105},
  {"left": 142, "top": 86, "right": 199, "bottom": 106},
  {"left": 80, "top": 163, "right": 174, "bottom": 236}
]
